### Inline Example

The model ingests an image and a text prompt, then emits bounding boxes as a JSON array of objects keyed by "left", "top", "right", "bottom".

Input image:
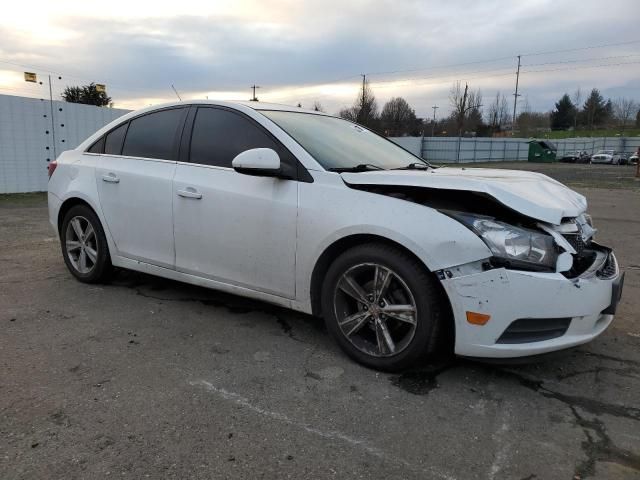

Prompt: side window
[
  {"left": 122, "top": 108, "right": 185, "bottom": 160},
  {"left": 189, "top": 108, "right": 282, "bottom": 168},
  {"left": 87, "top": 136, "right": 105, "bottom": 154},
  {"left": 104, "top": 123, "right": 128, "bottom": 155}
]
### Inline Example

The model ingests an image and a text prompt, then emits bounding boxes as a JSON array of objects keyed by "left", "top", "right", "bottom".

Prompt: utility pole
[
  {"left": 359, "top": 74, "right": 366, "bottom": 123},
  {"left": 250, "top": 85, "right": 260, "bottom": 101},
  {"left": 512, "top": 55, "right": 521, "bottom": 136},
  {"left": 458, "top": 83, "right": 469, "bottom": 137},
  {"left": 431, "top": 105, "right": 439, "bottom": 136}
]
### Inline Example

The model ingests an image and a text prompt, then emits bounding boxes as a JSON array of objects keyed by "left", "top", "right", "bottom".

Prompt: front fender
[{"left": 294, "top": 176, "right": 492, "bottom": 313}]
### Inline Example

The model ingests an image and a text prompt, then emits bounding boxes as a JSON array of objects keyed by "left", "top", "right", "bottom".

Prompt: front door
[{"left": 173, "top": 107, "right": 298, "bottom": 298}]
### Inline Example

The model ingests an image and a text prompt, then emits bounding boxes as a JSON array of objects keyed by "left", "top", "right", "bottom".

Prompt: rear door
[
  {"left": 172, "top": 106, "right": 299, "bottom": 298},
  {"left": 95, "top": 107, "right": 187, "bottom": 268}
]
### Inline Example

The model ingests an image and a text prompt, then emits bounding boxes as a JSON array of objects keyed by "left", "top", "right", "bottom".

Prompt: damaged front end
[
  {"left": 349, "top": 183, "right": 623, "bottom": 358},
  {"left": 349, "top": 183, "right": 611, "bottom": 278}
]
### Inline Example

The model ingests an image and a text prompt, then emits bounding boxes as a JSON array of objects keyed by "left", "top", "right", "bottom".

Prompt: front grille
[
  {"left": 597, "top": 252, "right": 618, "bottom": 279},
  {"left": 496, "top": 317, "right": 572, "bottom": 344}
]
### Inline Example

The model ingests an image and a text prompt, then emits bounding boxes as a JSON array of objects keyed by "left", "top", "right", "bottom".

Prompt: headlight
[{"left": 451, "top": 213, "right": 558, "bottom": 269}]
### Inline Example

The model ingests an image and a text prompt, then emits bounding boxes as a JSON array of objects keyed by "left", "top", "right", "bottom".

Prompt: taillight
[{"left": 48, "top": 160, "right": 58, "bottom": 179}]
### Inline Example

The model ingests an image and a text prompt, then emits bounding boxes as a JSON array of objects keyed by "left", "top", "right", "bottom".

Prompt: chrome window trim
[
  {"left": 82, "top": 152, "right": 177, "bottom": 164},
  {"left": 176, "top": 161, "right": 233, "bottom": 171}
]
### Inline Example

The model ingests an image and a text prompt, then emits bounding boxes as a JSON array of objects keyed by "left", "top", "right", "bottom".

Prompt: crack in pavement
[
  {"left": 570, "top": 405, "right": 640, "bottom": 479},
  {"left": 493, "top": 368, "right": 640, "bottom": 479},
  {"left": 190, "top": 379, "right": 458, "bottom": 480}
]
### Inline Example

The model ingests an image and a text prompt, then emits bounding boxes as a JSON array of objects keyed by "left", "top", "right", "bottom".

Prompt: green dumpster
[{"left": 528, "top": 140, "right": 557, "bottom": 162}]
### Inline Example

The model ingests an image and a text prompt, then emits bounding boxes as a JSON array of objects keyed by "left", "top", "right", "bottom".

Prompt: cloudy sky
[{"left": 1, "top": 0, "right": 639, "bottom": 118}]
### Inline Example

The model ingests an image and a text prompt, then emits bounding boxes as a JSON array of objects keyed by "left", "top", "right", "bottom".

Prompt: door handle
[
  {"left": 177, "top": 187, "right": 202, "bottom": 199},
  {"left": 102, "top": 173, "right": 120, "bottom": 183}
]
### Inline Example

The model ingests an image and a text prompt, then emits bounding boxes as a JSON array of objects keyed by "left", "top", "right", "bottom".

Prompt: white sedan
[
  {"left": 47, "top": 101, "right": 624, "bottom": 370},
  {"left": 590, "top": 150, "right": 626, "bottom": 165}
]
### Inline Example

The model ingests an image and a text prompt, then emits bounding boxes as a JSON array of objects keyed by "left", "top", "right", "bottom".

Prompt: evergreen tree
[
  {"left": 582, "top": 89, "right": 607, "bottom": 129},
  {"left": 61, "top": 83, "right": 111, "bottom": 107},
  {"left": 550, "top": 94, "right": 575, "bottom": 130}
]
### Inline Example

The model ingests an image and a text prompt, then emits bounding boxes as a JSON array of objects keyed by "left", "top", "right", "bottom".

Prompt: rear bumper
[
  {"left": 48, "top": 191, "right": 62, "bottom": 239},
  {"left": 441, "top": 255, "right": 621, "bottom": 358}
]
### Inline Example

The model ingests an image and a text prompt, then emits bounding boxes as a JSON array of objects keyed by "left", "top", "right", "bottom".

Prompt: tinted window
[
  {"left": 122, "top": 108, "right": 184, "bottom": 160},
  {"left": 190, "top": 108, "right": 281, "bottom": 168},
  {"left": 104, "top": 123, "right": 127, "bottom": 155},
  {"left": 87, "top": 136, "right": 105, "bottom": 154}
]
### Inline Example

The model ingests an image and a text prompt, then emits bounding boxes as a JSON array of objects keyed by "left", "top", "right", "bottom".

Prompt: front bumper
[{"left": 440, "top": 252, "right": 622, "bottom": 358}]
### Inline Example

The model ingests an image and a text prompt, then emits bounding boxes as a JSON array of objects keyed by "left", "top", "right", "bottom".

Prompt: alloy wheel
[
  {"left": 65, "top": 215, "right": 98, "bottom": 274},
  {"left": 333, "top": 263, "right": 418, "bottom": 357}
]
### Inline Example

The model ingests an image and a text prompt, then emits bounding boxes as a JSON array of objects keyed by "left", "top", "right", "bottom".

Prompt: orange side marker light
[{"left": 466, "top": 311, "right": 491, "bottom": 325}]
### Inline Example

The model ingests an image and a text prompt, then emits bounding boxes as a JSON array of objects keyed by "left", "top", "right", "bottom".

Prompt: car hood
[{"left": 341, "top": 167, "right": 587, "bottom": 225}]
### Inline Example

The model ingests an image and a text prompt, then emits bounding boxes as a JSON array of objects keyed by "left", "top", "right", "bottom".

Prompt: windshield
[{"left": 261, "top": 110, "right": 425, "bottom": 171}]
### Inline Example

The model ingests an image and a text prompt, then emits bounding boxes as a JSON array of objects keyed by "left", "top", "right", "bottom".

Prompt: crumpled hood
[{"left": 341, "top": 167, "right": 587, "bottom": 225}]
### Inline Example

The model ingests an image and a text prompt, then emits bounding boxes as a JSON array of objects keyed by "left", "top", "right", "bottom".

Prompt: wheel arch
[
  {"left": 57, "top": 197, "right": 98, "bottom": 235},
  {"left": 309, "top": 234, "right": 453, "bottom": 324}
]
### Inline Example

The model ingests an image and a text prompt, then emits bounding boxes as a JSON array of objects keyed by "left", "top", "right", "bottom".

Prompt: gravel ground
[{"left": 1, "top": 171, "right": 639, "bottom": 479}]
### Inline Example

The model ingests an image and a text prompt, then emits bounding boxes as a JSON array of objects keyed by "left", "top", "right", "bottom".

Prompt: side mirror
[{"left": 232, "top": 148, "right": 282, "bottom": 177}]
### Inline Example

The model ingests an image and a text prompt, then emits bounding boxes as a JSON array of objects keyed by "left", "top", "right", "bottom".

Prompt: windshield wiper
[
  {"left": 390, "top": 162, "right": 431, "bottom": 171},
  {"left": 328, "top": 163, "right": 385, "bottom": 173}
]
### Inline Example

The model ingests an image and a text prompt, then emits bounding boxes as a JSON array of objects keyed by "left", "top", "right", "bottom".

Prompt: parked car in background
[
  {"left": 47, "top": 101, "right": 624, "bottom": 371},
  {"left": 559, "top": 151, "right": 590, "bottom": 163},
  {"left": 629, "top": 153, "right": 638, "bottom": 165},
  {"left": 590, "top": 150, "right": 627, "bottom": 165}
]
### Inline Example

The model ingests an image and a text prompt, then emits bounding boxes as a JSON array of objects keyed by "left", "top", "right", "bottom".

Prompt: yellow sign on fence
[{"left": 24, "top": 72, "right": 37, "bottom": 83}]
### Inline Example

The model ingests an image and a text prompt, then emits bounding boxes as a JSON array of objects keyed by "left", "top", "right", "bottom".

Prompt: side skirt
[{"left": 111, "top": 255, "right": 310, "bottom": 314}]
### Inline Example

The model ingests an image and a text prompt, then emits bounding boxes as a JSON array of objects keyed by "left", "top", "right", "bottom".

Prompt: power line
[
  {"left": 352, "top": 39, "right": 640, "bottom": 78},
  {"left": 520, "top": 39, "right": 640, "bottom": 57},
  {"left": 524, "top": 53, "right": 640, "bottom": 67},
  {"left": 368, "top": 66, "right": 516, "bottom": 86},
  {"left": 365, "top": 55, "right": 515, "bottom": 77},
  {"left": 522, "top": 60, "right": 640, "bottom": 74}
]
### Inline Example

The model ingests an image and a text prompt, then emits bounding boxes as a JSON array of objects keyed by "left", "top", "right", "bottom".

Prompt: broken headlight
[{"left": 452, "top": 214, "right": 557, "bottom": 269}]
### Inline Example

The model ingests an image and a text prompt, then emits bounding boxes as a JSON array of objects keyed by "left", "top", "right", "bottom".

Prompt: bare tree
[
  {"left": 465, "top": 89, "right": 483, "bottom": 131},
  {"left": 449, "top": 81, "right": 468, "bottom": 134},
  {"left": 338, "top": 79, "right": 379, "bottom": 129},
  {"left": 571, "top": 88, "right": 582, "bottom": 129},
  {"left": 338, "top": 106, "right": 358, "bottom": 122},
  {"left": 449, "top": 81, "right": 483, "bottom": 134},
  {"left": 487, "top": 92, "right": 509, "bottom": 131},
  {"left": 380, "top": 97, "right": 417, "bottom": 136},
  {"left": 516, "top": 97, "right": 550, "bottom": 137},
  {"left": 312, "top": 101, "right": 325, "bottom": 112},
  {"left": 356, "top": 79, "right": 379, "bottom": 127},
  {"left": 613, "top": 97, "right": 638, "bottom": 131}
]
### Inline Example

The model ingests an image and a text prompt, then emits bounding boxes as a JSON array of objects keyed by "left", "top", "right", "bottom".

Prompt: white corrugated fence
[{"left": 0, "top": 94, "right": 129, "bottom": 193}]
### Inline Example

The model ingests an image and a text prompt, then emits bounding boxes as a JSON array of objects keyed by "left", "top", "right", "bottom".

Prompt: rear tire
[
  {"left": 321, "top": 243, "right": 448, "bottom": 371},
  {"left": 60, "top": 205, "right": 113, "bottom": 283}
]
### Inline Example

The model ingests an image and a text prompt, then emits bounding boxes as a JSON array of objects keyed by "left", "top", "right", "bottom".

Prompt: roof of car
[{"left": 135, "top": 99, "right": 330, "bottom": 116}]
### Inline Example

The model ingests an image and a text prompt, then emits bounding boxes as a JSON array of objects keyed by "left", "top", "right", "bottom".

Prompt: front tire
[
  {"left": 60, "top": 205, "right": 113, "bottom": 283},
  {"left": 321, "top": 243, "right": 448, "bottom": 371}
]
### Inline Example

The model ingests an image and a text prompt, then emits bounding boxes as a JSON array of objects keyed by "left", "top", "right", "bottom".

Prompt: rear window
[
  {"left": 104, "top": 123, "right": 127, "bottom": 155},
  {"left": 121, "top": 108, "right": 185, "bottom": 160}
]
